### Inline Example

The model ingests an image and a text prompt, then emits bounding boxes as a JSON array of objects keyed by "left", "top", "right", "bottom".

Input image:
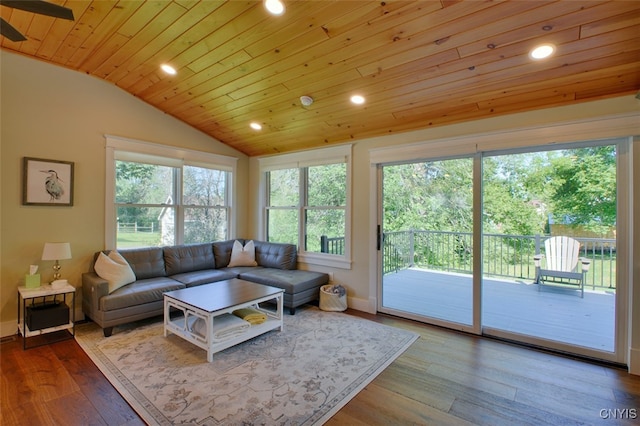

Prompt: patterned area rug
[{"left": 75, "top": 307, "right": 418, "bottom": 425}]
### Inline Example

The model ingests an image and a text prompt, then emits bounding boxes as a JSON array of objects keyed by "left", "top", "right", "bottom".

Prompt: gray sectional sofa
[{"left": 82, "top": 239, "right": 329, "bottom": 336}]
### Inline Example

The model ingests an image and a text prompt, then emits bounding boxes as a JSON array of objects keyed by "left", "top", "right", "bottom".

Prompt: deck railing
[
  {"left": 320, "top": 235, "right": 345, "bottom": 257},
  {"left": 322, "top": 231, "right": 616, "bottom": 291}
]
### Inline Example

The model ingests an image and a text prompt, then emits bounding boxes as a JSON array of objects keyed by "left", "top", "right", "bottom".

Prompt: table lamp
[{"left": 42, "top": 242, "right": 71, "bottom": 286}]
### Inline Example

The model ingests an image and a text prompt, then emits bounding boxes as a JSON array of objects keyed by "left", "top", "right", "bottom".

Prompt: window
[
  {"left": 105, "top": 136, "right": 237, "bottom": 249},
  {"left": 182, "top": 165, "right": 229, "bottom": 244},
  {"left": 260, "top": 145, "right": 351, "bottom": 268},
  {"left": 305, "top": 163, "right": 347, "bottom": 253},
  {"left": 115, "top": 161, "right": 176, "bottom": 247},
  {"left": 266, "top": 168, "right": 299, "bottom": 245}
]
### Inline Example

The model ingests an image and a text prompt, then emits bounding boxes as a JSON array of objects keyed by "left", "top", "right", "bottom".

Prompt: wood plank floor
[{"left": 1, "top": 312, "right": 639, "bottom": 426}]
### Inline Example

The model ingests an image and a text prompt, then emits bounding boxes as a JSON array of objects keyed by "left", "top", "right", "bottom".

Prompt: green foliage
[
  {"left": 383, "top": 146, "right": 616, "bottom": 237},
  {"left": 483, "top": 156, "right": 545, "bottom": 236},
  {"left": 267, "top": 209, "right": 298, "bottom": 245},
  {"left": 115, "top": 161, "right": 230, "bottom": 247},
  {"left": 545, "top": 146, "right": 616, "bottom": 232},
  {"left": 182, "top": 167, "right": 229, "bottom": 243},
  {"left": 183, "top": 166, "right": 227, "bottom": 206},
  {"left": 115, "top": 161, "right": 173, "bottom": 230},
  {"left": 381, "top": 145, "right": 617, "bottom": 274},
  {"left": 267, "top": 164, "right": 347, "bottom": 252},
  {"left": 268, "top": 169, "right": 299, "bottom": 206},
  {"left": 308, "top": 164, "right": 346, "bottom": 206},
  {"left": 383, "top": 159, "right": 473, "bottom": 232},
  {"left": 117, "top": 230, "right": 161, "bottom": 248}
]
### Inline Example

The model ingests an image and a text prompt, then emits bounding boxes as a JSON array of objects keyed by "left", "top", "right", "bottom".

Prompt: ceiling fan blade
[
  {"left": 0, "top": 17, "right": 27, "bottom": 41},
  {"left": 0, "top": 1, "right": 74, "bottom": 20}
]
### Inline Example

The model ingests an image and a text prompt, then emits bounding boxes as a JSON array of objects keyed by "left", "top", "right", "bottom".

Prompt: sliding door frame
[
  {"left": 376, "top": 154, "right": 480, "bottom": 334},
  {"left": 479, "top": 139, "right": 629, "bottom": 363},
  {"left": 369, "top": 113, "right": 637, "bottom": 365}
]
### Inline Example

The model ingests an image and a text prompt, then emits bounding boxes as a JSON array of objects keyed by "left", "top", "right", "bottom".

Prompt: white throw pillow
[
  {"left": 94, "top": 250, "right": 136, "bottom": 294},
  {"left": 227, "top": 240, "right": 258, "bottom": 267}
]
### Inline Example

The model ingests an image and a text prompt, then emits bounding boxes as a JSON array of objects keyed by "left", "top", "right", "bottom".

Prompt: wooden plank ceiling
[{"left": 2, "top": 0, "right": 639, "bottom": 156}]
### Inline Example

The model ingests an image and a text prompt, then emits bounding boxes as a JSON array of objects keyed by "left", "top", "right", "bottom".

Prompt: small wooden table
[{"left": 163, "top": 278, "right": 284, "bottom": 362}]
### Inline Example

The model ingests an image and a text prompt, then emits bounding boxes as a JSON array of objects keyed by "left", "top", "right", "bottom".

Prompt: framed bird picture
[{"left": 22, "top": 157, "right": 74, "bottom": 206}]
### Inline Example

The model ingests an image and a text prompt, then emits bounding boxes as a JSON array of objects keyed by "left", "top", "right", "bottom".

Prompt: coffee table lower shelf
[{"left": 164, "top": 290, "right": 283, "bottom": 362}]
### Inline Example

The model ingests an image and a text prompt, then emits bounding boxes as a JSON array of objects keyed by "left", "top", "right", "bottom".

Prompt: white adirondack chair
[{"left": 533, "top": 236, "right": 591, "bottom": 298}]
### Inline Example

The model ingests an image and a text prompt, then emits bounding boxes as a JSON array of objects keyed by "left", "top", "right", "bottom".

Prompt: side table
[{"left": 17, "top": 283, "right": 75, "bottom": 349}]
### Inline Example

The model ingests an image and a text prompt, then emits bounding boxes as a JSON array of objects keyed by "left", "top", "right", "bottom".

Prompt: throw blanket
[
  {"left": 190, "top": 314, "right": 251, "bottom": 342},
  {"left": 233, "top": 307, "right": 267, "bottom": 325}
]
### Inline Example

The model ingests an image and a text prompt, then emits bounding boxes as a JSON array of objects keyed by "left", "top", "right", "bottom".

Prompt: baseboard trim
[{"left": 347, "top": 296, "right": 376, "bottom": 314}]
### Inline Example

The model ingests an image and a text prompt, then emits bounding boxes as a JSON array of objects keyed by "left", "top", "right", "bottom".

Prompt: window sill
[{"left": 297, "top": 252, "right": 352, "bottom": 270}]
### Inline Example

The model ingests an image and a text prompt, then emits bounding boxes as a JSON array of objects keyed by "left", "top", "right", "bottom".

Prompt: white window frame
[
  {"left": 104, "top": 135, "right": 238, "bottom": 249},
  {"left": 259, "top": 145, "right": 352, "bottom": 269},
  {"left": 369, "top": 112, "right": 638, "bottom": 366}
]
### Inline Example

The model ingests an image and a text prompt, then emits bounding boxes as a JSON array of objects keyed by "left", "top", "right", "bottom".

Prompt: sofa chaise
[{"left": 82, "top": 239, "right": 329, "bottom": 336}]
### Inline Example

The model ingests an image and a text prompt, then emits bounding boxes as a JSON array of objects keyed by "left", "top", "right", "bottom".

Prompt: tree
[
  {"left": 546, "top": 146, "right": 616, "bottom": 231},
  {"left": 115, "top": 161, "right": 160, "bottom": 227},
  {"left": 383, "top": 159, "right": 474, "bottom": 233},
  {"left": 483, "top": 155, "right": 545, "bottom": 236},
  {"left": 183, "top": 166, "right": 229, "bottom": 243}
]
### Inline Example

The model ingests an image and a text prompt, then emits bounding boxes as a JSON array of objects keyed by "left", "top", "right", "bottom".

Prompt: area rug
[{"left": 75, "top": 307, "right": 418, "bottom": 425}]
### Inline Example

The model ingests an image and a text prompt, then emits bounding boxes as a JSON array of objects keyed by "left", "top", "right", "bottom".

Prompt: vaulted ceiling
[{"left": 1, "top": 0, "right": 639, "bottom": 156}]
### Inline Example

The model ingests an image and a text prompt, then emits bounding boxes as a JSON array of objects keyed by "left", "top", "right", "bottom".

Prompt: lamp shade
[{"left": 42, "top": 242, "right": 72, "bottom": 261}]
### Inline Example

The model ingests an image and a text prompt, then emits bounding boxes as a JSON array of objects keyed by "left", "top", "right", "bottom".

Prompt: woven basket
[{"left": 319, "top": 285, "right": 347, "bottom": 311}]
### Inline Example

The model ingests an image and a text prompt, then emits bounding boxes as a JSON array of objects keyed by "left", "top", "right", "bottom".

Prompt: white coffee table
[{"left": 163, "top": 278, "right": 283, "bottom": 362}]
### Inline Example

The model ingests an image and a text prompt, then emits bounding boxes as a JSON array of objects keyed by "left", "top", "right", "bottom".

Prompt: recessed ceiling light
[
  {"left": 264, "top": 0, "right": 285, "bottom": 15},
  {"left": 350, "top": 95, "right": 365, "bottom": 105},
  {"left": 160, "top": 64, "right": 177, "bottom": 75},
  {"left": 529, "top": 44, "right": 555, "bottom": 60},
  {"left": 250, "top": 122, "right": 262, "bottom": 130}
]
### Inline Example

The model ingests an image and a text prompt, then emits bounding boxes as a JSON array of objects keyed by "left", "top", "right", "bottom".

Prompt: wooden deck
[{"left": 382, "top": 268, "right": 615, "bottom": 352}]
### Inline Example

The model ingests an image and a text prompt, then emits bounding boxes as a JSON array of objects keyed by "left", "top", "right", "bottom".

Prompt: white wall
[{"left": 0, "top": 51, "right": 248, "bottom": 335}]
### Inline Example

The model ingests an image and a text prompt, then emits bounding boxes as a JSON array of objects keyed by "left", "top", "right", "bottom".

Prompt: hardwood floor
[{"left": 2, "top": 312, "right": 639, "bottom": 425}]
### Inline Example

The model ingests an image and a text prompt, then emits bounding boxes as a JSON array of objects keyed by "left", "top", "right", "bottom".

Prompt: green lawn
[{"left": 117, "top": 231, "right": 162, "bottom": 248}]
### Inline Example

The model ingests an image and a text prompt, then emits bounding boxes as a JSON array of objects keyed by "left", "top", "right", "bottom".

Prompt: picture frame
[{"left": 23, "top": 157, "right": 74, "bottom": 206}]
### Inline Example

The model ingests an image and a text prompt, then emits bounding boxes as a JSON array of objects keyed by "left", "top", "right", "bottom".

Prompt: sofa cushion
[
  {"left": 99, "top": 277, "right": 184, "bottom": 311},
  {"left": 239, "top": 268, "right": 328, "bottom": 294},
  {"left": 213, "top": 239, "right": 242, "bottom": 269},
  {"left": 164, "top": 243, "right": 215, "bottom": 275},
  {"left": 228, "top": 240, "right": 258, "bottom": 267},
  {"left": 253, "top": 240, "right": 297, "bottom": 270},
  {"left": 170, "top": 269, "right": 238, "bottom": 287},
  {"left": 119, "top": 247, "right": 166, "bottom": 280},
  {"left": 221, "top": 266, "right": 265, "bottom": 276},
  {"left": 94, "top": 251, "right": 136, "bottom": 294}
]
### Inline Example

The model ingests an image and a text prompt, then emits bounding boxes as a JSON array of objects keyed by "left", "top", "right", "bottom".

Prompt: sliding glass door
[
  {"left": 377, "top": 139, "right": 627, "bottom": 362},
  {"left": 481, "top": 145, "right": 617, "bottom": 353},
  {"left": 380, "top": 157, "right": 474, "bottom": 327}
]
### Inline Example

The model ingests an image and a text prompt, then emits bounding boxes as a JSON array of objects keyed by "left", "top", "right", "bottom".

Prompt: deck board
[{"left": 382, "top": 268, "right": 615, "bottom": 351}]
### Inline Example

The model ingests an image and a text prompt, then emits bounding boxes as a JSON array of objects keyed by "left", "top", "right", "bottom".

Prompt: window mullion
[
  {"left": 300, "top": 167, "right": 308, "bottom": 252},
  {"left": 226, "top": 170, "right": 233, "bottom": 238},
  {"left": 175, "top": 166, "right": 184, "bottom": 244}
]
